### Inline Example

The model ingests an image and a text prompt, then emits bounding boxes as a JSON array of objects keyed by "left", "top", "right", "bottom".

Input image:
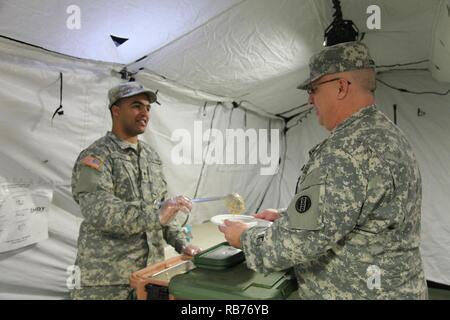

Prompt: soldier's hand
[
  {"left": 159, "top": 195, "right": 192, "bottom": 225},
  {"left": 253, "top": 209, "right": 281, "bottom": 222},
  {"left": 218, "top": 219, "right": 249, "bottom": 249},
  {"left": 182, "top": 244, "right": 201, "bottom": 256}
]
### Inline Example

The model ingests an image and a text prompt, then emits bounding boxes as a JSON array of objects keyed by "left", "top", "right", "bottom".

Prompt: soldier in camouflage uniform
[
  {"left": 71, "top": 82, "right": 200, "bottom": 300},
  {"left": 220, "top": 42, "right": 428, "bottom": 299}
]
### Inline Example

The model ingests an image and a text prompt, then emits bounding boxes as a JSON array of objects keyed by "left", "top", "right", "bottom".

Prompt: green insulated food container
[
  {"left": 169, "top": 243, "right": 297, "bottom": 300},
  {"left": 193, "top": 242, "right": 245, "bottom": 270}
]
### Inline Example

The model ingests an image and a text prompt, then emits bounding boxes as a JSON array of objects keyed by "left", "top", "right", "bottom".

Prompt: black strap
[{"left": 51, "top": 72, "right": 64, "bottom": 120}]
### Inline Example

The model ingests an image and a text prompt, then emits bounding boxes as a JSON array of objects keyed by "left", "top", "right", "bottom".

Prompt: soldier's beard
[{"left": 124, "top": 123, "right": 146, "bottom": 137}]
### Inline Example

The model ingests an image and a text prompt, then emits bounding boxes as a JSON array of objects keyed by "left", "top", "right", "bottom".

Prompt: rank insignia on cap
[
  {"left": 80, "top": 155, "right": 103, "bottom": 171},
  {"left": 295, "top": 195, "right": 311, "bottom": 213}
]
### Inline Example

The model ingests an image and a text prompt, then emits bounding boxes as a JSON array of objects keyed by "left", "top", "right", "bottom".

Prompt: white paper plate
[{"left": 210, "top": 214, "right": 272, "bottom": 228}]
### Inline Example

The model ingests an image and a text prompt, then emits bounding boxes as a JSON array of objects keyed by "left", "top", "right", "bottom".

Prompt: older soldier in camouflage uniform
[
  {"left": 220, "top": 42, "right": 428, "bottom": 299},
  {"left": 71, "top": 82, "right": 200, "bottom": 300}
]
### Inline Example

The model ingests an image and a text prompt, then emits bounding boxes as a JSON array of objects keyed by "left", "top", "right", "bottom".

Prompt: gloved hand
[
  {"left": 182, "top": 244, "right": 202, "bottom": 256},
  {"left": 159, "top": 195, "right": 192, "bottom": 225}
]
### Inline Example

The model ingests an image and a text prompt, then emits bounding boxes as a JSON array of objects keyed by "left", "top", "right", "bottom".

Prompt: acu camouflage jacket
[
  {"left": 241, "top": 105, "right": 427, "bottom": 299},
  {"left": 72, "top": 131, "right": 187, "bottom": 286}
]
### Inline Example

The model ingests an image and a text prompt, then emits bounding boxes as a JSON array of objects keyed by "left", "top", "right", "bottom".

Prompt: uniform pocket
[
  {"left": 110, "top": 152, "right": 139, "bottom": 200},
  {"left": 146, "top": 159, "right": 167, "bottom": 202}
]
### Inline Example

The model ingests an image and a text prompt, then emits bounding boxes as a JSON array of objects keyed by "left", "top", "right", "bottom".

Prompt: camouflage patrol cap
[
  {"left": 297, "top": 41, "right": 375, "bottom": 90},
  {"left": 108, "top": 82, "right": 157, "bottom": 108}
]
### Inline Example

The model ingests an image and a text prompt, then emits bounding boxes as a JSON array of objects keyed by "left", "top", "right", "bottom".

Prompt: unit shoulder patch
[{"left": 295, "top": 195, "right": 312, "bottom": 213}]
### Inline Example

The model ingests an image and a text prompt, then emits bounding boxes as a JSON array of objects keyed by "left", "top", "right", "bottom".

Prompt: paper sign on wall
[{"left": 0, "top": 183, "right": 51, "bottom": 253}]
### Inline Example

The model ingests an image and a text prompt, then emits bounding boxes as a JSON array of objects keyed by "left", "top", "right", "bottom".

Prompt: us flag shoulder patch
[{"left": 80, "top": 155, "right": 103, "bottom": 171}]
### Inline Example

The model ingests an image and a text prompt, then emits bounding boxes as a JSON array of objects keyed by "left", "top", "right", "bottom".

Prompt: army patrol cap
[
  {"left": 108, "top": 82, "right": 157, "bottom": 108},
  {"left": 297, "top": 41, "right": 375, "bottom": 90}
]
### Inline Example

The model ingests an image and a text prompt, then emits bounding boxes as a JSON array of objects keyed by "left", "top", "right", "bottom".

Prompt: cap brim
[
  {"left": 296, "top": 74, "right": 323, "bottom": 90},
  {"left": 143, "top": 91, "right": 157, "bottom": 104},
  {"left": 109, "top": 90, "right": 157, "bottom": 108},
  {"left": 297, "top": 78, "right": 311, "bottom": 90},
  {"left": 123, "top": 89, "right": 157, "bottom": 104}
]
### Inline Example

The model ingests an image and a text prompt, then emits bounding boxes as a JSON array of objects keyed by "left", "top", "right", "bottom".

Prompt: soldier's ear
[
  {"left": 111, "top": 105, "right": 120, "bottom": 117},
  {"left": 337, "top": 80, "right": 349, "bottom": 100}
]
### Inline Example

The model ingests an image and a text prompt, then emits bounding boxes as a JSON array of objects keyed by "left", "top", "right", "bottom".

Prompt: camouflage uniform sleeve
[
  {"left": 163, "top": 221, "right": 188, "bottom": 253},
  {"left": 241, "top": 150, "right": 369, "bottom": 273},
  {"left": 72, "top": 152, "right": 162, "bottom": 236}
]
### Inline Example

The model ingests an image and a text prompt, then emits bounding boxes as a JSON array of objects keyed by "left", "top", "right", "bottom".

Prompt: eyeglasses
[{"left": 306, "top": 78, "right": 352, "bottom": 94}]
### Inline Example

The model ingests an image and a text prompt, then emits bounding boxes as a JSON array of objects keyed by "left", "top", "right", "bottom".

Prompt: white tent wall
[
  {"left": 0, "top": 203, "right": 80, "bottom": 299},
  {"left": 0, "top": 39, "right": 117, "bottom": 299},
  {"left": 136, "top": 72, "right": 285, "bottom": 224},
  {"left": 431, "top": 0, "right": 450, "bottom": 82}
]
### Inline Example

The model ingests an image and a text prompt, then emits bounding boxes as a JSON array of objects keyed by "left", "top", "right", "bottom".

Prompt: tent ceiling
[
  {"left": 0, "top": 0, "right": 445, "bottom": 114},
  {"left": 135, "top": 0, "right": 441, "bottom": 113},
  {"left": 0, "top": 0, "right": 243, "bottom": 64}
]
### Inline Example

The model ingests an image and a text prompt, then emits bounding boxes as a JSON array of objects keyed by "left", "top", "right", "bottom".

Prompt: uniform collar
[
  {"left": 307, "top": 104, "right": 377, "bottom": 158},
  {"left": 308, "top": 140, "right": 326, "bottom": 158},
  {"left": 330, "top": 104, "right": 377, "bottom": 136},
  {"left": 107, "top": 131, "right": 139, "bottom": 152}
]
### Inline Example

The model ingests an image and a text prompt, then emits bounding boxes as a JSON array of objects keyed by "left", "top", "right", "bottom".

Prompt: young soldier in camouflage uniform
[
  {"left": 220, "top": 42, "right": 428, "bottom": 299},
  {"left": 71, "top": 82, "right": 200, "bottom": 299}
]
